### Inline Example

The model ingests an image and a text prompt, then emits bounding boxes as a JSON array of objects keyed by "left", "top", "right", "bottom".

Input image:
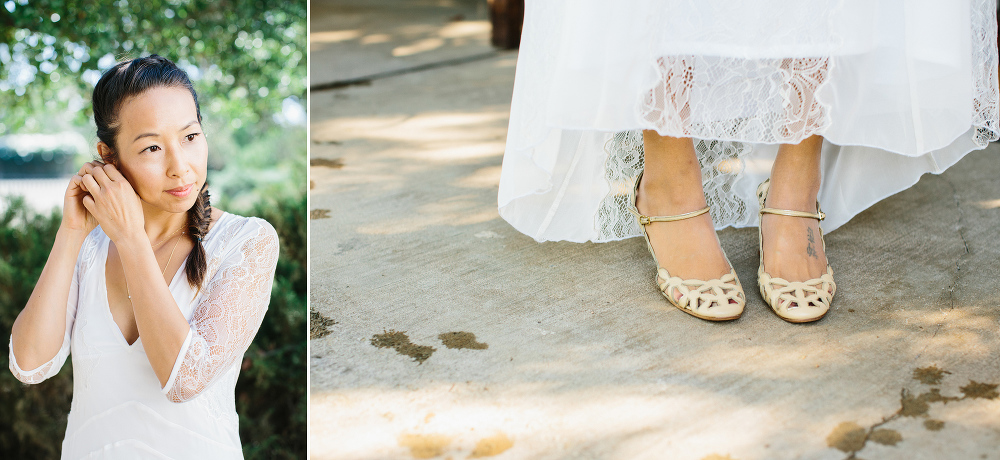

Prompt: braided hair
[{"left": 92, "top": 54, "right": 210, "bottom": 290}]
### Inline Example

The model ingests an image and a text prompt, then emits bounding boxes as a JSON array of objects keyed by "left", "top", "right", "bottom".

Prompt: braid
[{"left": 185, "top": 183, "right": 211, "bottom": 291}]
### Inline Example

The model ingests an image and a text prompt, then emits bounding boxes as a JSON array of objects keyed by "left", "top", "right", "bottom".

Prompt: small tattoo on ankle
[{"left": 806, "top": 227, "right": 818, "bottom": 259}]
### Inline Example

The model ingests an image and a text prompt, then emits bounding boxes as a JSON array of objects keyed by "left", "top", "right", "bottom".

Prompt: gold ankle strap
[
  {"left": 759, "top": 207, "right": 825, "bottom": 221},
  {"left": 633, "top": 206, "right": 710, "bottom": 226},
  {"left": 629, "top": 171, "right": 712, "bottom": 226}
]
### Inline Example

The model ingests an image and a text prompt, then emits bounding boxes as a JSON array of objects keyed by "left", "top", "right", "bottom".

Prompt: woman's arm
[
  {"left": 10, "top": 164, "right": 98, "bottom": 373},
  {"left": 78, "top": 163, "right": 192, "bottom": 386},
  {"left": 163, "top": 219, "right": 278, "bottom": 402},
  {"left": 9, "top": 228, "right": 86, "bottom": 372}
]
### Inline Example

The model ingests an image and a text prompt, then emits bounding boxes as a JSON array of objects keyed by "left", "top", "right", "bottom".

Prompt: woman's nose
[{"left": 165, "top": 143, "right": 191, "bottom": 177}]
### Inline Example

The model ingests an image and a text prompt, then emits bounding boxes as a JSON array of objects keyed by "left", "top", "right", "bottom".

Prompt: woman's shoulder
[{"left": 207, "top": 210, "right": 279, "bottom": 254}]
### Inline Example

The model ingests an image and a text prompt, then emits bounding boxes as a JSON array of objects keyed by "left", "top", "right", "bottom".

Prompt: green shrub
[
  {"left": 0, "top": 194, "right": 306, "bottom": 459},
  {"left": 0, "top": 197, "right": 73, "bottom": 459}
]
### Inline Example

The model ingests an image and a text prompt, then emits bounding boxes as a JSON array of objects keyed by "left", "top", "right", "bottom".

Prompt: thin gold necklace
[
  {"left": 124, "top": 232, "right": 184, "bottom": 302},
  {"left": 151, "top": 225, "right": 186, "bottom": 250}
]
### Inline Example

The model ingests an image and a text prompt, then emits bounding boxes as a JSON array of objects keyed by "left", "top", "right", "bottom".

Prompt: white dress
[
  {"left": 498, "top": 0, "right": 999, "bottom": 242},
  {"left": 8, "top": 212, "right": 279, "bottom": 459}
]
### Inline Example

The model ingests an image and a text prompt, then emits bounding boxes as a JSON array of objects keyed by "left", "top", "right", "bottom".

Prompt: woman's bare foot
[
  {"left": 761, "top": 135, "right": 832, "bottom": 287},
  {"left": 635, "top": 179, "right": 732, "bottom": 287},
  {"left": 760, "top": 183, "right": 830, "bottom": 282}
]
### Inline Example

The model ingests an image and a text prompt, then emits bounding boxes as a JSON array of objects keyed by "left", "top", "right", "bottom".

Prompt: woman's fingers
[
  {"left": 81, "top": 173, "right": 101, "bottom": 195},
  {"left": 102, "top": 163, "right": 128, "bottom": 182},
  {"left": 78, "top": 160, "right": 107, "bottom": 177},
  {"left": 69, "top": 174, "right": 86, "bottom": 192},
  {"left": 89, "top": 163, "right": 114, "bottom": 186},
  {"left": 81, "top": 193, "right": 97, "bottom": 214}
]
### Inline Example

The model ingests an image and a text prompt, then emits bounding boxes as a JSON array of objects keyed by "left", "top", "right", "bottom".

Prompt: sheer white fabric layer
[
  {"left": 498, "top": 0, "right": 999, "bottom": 242},
  {"left": 8, "top": 212, "right": 279, "bottom": 460}
]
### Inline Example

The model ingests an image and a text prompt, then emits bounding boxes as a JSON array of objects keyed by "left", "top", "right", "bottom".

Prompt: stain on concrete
[
  {"left": 439, "top": 331, "right": 488, "bottom": 350},
  {"left": 913, "top": 366, "right": 951, "bottom": 385},
  {"left": 372, "top": 330, "right": 436, "bottom": 364},
  {"left": 311, "top": 309, "right": 337, "bottom": 339},
  {"left": 960, "top": 381, "right": 999, "bottom": 399},
  {"left": 701, "top": 455, "right": 737, "bottom": 460},
  {"left": 900, "top": 387, "right": 962, "bottom": 418},
  {"left": 398, "top": 433, "right": 451, "bottom": 459},
  {"left": 900, "top": 389, "right": 931, "bottom": 417},
  {"left": 469, "top": 432, "right": 513, "bottom": 458},
  {"left": 924, "top": 419, "right": 945, "bottom": 431},
  {"left": 311, "top": 157, "right": 344, "bottom": 168},
  {"left": 310, "top": 180, "right": 315, "bottom": 190},
  {"left": 830, "top": 367, "right": 999, "bottom": 459},
  {"left": 311, "top": 209, "right": 331, "bottom": 219},
  {"left": 827, "top": 422, "right": 867, "bottom": 453},
  {"left": 869, "top": 429, "right": 902, "bottom": 446}
]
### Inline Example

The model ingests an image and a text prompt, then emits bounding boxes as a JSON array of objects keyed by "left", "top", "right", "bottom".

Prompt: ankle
[
  {"left": 638, "top": 181, "right": 707, "bottom": 213},
  {"left": 764, "top": 180, "right": 820, "bottom": 212}
]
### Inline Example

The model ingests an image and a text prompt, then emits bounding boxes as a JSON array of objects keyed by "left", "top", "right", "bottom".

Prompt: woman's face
[{"left": 103, "top": 85, "right": 207, "bottom": 214}]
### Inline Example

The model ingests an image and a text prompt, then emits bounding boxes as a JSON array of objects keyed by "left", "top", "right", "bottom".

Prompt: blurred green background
[{"left": 0, "top": 1, "right": 307, "bottom": 458}]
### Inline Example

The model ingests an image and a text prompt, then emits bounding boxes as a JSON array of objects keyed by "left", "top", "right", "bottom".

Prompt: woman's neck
[{"left": 140, "top": 202, "right": 190, "bottom": 246}]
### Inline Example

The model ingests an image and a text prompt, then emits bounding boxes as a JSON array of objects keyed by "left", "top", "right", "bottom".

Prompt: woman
[
  {"left": 8, "top": 55, "right": 279, "bottom": 458},
  {"left": 498, "top": 1, "right": 998, "bottom": 322}
]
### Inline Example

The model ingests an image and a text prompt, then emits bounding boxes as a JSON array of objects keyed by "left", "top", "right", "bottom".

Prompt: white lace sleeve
[
  {"left": 162, "top": 219, "right": 279, "bottom": 402},
  {"left": 8, "top": 231, "right": 95, "bottom": 384}
]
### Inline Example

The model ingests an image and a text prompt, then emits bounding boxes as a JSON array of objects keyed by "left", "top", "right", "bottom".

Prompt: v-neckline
[{"left": 100, "top": 213, "right": 228, "bottom": 347}]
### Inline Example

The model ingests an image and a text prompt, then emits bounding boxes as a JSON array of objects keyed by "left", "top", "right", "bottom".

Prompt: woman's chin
[{"left": 145, "top": 195, "right": 200, "bottom": 215}]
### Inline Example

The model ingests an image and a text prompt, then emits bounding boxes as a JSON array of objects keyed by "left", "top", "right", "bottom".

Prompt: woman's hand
[
  {"left": 78, "top": 162, "right": 145, "bottom": 245},
  {"left": 61, "top": 162, "right": 101, "bottom": 235}
]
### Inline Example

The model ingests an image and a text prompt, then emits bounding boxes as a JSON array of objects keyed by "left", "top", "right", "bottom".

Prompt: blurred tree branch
[{"left": 0, "top": 0, "right": 305, "bottom": 134}]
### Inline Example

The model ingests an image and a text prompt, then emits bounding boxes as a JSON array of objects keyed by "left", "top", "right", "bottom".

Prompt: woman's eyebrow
[
  {"left": 131, "top": 120, "right": 200, "bottom": 143},
  {"left": 133, "top": 132, "right": 159, "bottom": 142}
]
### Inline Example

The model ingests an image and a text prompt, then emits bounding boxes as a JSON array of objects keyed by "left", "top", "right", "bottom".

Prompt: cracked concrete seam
[{"left": 914, "top": 174, "right": 972, "bottom": 363}]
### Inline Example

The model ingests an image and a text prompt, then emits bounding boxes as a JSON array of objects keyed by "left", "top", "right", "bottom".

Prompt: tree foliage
[{"left": 0, "top": 0, "right": 306, "bottom": 134}]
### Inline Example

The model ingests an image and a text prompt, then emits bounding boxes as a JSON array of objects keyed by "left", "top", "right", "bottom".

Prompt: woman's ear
[{"left": 96, "top": 141, "right": 115, "bottom": 165}]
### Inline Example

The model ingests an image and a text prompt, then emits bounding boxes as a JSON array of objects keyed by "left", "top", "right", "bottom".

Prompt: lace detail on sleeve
[
  {"left": 8, "top": 336, "right": 64, "bottom": 384},
  {"left": 8, "top": 228, "right": 98, "bottom": 384},
  {"left": 163, "top": 219, "right": 279, "bottom": 402}
]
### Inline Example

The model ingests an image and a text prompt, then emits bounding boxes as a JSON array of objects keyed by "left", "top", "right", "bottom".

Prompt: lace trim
[
  {"left": 641, "top": 56, "right": 831, "bottom": 143},
  {"left": 8, "top": 336, "right": 58, "bottom": 384},
  {"left": 971, "top": 0, "right": 1000, "bottom": 145}
]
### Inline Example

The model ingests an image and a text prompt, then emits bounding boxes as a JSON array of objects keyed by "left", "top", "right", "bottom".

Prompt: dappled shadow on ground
[
  {"left": 309, "top": 0, "right": 491, "bottom": 85},
  {"left": 307, "top": 49, "right": 1000, "bottom": 459}
]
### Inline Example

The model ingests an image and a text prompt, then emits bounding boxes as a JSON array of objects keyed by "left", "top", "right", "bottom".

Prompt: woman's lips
[{"left": 166, "top": 184, "right": 194, "bottom": 197}]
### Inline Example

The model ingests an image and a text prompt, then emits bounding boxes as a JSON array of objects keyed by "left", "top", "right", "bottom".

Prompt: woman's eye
[
  {"left": 141, "top": 145, "right": 161, "bottom": 154},
  {"left": 185, "top": 133, "right": 201, "bottom": 142}
]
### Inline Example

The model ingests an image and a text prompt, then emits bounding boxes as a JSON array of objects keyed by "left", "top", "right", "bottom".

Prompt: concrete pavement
[{"left": 308, "top": 2, "right": 1000, "bottom": 459}]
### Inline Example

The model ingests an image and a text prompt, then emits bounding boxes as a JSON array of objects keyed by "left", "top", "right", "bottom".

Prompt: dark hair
[{"left": 92, "top": 54, "right": 210, "bottom": 291}]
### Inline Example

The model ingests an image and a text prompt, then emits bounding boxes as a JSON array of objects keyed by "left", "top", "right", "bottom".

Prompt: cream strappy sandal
[
  {"left": 629, "top": 172, "right": 745, "bottom": 321},
  {"left": 756, "top": 178, "right": 836, "bottom": 323}
]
